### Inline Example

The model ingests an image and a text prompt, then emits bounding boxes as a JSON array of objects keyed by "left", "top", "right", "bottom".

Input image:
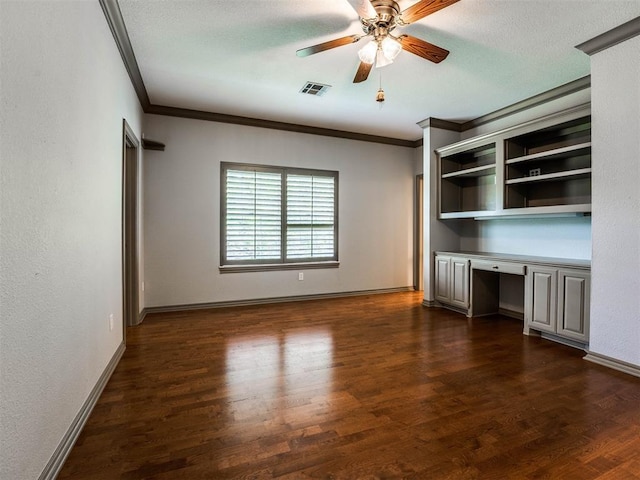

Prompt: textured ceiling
[{"left": 118, "top": 0, "right": 640, "bottom": 141}]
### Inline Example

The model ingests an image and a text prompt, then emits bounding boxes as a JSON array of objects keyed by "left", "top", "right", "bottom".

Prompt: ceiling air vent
[{"left": 300, "top": 82, "right": 331, "bottom": 97}]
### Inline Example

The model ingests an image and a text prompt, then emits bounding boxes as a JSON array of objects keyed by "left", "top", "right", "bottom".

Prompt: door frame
[
  {"left": 414, "top": 174, "right": 424, "bottom": 291},
  {"left": 122, "top": 120, "right": 140, "bottom": 339}
]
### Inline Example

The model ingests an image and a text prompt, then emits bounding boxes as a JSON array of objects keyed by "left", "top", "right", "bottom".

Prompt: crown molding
[
  {"left": 576, "top": 16, "right": 640, "bottom": 56},
  {"left": 461, "top": 76, "right": 591, "bottom": 130},
  {"left": 99, "top": 0, "right": 150, "bottom": 110},
  {"left": 146, "top": 105, "right": 419, "bottom": 148},
  {"left": 417, "top": 117, "right": 463, "bottom": 132},
  {"left": 418, "top": 77, "right": 590, "bottom": 134}
]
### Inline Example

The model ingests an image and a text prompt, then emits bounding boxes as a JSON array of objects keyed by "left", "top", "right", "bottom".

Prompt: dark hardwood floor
[{"left": 58, "top": 292, "right": 640, "bottom": 479}]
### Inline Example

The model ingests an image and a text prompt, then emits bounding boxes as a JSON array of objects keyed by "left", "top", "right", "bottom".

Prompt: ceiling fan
[{"left": 296, "top": 0, "right": 459, "bottom": 83}]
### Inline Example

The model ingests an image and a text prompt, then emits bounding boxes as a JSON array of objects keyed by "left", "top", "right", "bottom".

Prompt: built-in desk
[{"left": 434, "top": 251, "right": 591, "bottom": 347}]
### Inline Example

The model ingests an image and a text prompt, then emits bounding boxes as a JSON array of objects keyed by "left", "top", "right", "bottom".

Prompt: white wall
[
  {"left": 589, "top": 34, "right": 640, "bottom": 367},
  {"left": 464, "top": 216, "right": 592, "bottom": 259},
  {"left": 143, "top": 115, "right": 415, "bottom": 307},
  {"left": 0, "top": 2, "right": 143, "bottom": 479}
]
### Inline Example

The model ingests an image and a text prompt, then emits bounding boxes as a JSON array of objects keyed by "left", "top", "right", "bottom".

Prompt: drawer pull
[{"left": 470, "top": 260, "right": 526, "bottom": 276}]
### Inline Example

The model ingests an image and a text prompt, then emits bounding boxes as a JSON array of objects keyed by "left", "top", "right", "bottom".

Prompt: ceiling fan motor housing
[{"left": 371, "top": 0, "right": 400, "bottom": 25}]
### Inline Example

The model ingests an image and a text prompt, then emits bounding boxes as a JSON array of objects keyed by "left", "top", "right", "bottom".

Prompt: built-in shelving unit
[
  {"left": 504, "top": 117, "right": 591, "bottom": 210},
  {"left": 436, "top": 105, "right": 591, "bottom": 219},
  {"left": 439, "top": 143, "right": 497, "bottom": 218}
]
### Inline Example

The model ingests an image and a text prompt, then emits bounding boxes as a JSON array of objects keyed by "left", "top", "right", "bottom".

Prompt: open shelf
[
  {"left": 441, "top": 174, "right": 496, "bottom": 214},
  {"left": 505, "top": 142, "right": 591, "bottom": 165},
  {"left": 504, "top": 115, "right": 591, "bottom": 211},
  {"left": 439, "top": 142, "right": 497, "bottom": 216},
  {"left": 505, "top": 176, "right": 591, "bottom": 209},
  {"left": 505, "top": 117, "right": 591, "bottom": 160},
  {"left": 436, "top": 106, "right": 592, "bottom": 219},
  {"left": 442, "top": 164, "right": 496, "bottom": 179},
  {"left": 505, "top": 168, "right": 592, "bottom": 185},
  {"left": 441, "top": 143, "right": 496, "bottom": 175}
]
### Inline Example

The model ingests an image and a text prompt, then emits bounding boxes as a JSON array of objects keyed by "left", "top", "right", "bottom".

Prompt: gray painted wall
[
  {"left": 0, "top": 3, "right": 143, "bottom": 479},
  {"left": 142, "top": 114, "right": 416, "bottom": 308}
]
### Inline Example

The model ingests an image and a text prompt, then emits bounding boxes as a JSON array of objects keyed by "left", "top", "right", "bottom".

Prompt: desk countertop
[{"left": 435, "top": 251, "right": 591, "bottom": 269}]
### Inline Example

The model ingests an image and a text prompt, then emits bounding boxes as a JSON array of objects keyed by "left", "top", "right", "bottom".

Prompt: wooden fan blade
[
  {"left": 353, "top": 61, "right": 373, "bottom": 83},
  {"left": 344, "top": 0, "right": 376, "bottom": 19},
  {"left": 400, "top": 0, "right": 459, "bottom": 24},
  {"left": 398, "top": 34, "right": 449, "bottom": 63},
  {"left": 296, "top": 34, "right": 362, "bottom": 57}
]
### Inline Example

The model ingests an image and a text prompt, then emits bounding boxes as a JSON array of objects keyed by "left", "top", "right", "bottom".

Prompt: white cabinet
[
  {"left": 525, "top": 266, "right": 590, "bottom": 343},
  {"left": 434, "top": 255, "right": 469, "bottom": 310}
]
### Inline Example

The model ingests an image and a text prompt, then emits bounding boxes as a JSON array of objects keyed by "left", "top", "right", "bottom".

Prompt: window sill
[{"left": 219, "top": 261, "right": 340, "bottom": 274}]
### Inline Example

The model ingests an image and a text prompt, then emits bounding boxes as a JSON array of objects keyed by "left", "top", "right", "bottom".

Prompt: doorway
[
  {"left": 122, "top": 120, "right": 140, "bottom": 337},
  {"left": 414, "top": 174, "right": 424, "bottom": 291}
]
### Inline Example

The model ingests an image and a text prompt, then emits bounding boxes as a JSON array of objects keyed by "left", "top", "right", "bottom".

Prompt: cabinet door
[
  {"left": 434, "top": 255, "right": 451, "bottom": 303},
  {"left": 450, "top": 257, "right": 470, "bottom": 309},
  {"left": 526, "top": 266, "right": 557, "bottom": 333},
  {"left": 557, "top": 269, "right": 590, "bottom": 342}
]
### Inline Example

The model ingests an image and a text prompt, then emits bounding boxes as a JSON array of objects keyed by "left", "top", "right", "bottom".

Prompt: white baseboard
[
  {"left": 38, "top": 342, "right": 125, "bottom": 480},
  {"left": 584, "top": 351, "right": 640, "bottom": 379}
]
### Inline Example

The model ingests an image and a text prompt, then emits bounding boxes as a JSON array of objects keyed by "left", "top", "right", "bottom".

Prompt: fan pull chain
[{"left": 376, "top": 72, "right": 385, "bottom": 106}]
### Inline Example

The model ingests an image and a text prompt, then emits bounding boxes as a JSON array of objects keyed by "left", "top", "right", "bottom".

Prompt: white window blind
[
  {"left": 286, "top": 174, "right": 335, "bottom": 259},
  {"left": 221, "top": 163, "right": 338, "bottom": 266},
  {"left": 225, "top": 169, "right": 282, "bottom": 261}
]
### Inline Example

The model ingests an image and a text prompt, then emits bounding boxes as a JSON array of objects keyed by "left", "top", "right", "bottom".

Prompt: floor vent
[{"left": 300, "top": 82, "right": 331, "bottom": 96}]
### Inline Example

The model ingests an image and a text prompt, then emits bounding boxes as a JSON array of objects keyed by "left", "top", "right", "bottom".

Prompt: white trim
[
  {"left": 38, "top": 342, "right": 126, "bottom": 480},
  {"left": 583, "top": 351, "right": 640, "bottom": 378}
]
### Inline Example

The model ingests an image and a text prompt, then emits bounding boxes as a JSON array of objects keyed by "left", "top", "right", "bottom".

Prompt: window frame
[{"left": 220, "top": 162, "right": 339, "bottom": 272}]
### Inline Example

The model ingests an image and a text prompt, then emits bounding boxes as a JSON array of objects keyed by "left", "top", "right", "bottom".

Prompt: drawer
[{"left": 471, "top": 260, "right": 526, "bottom": 276}]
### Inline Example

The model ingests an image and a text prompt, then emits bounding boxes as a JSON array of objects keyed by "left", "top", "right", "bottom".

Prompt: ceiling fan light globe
[
  {"left": 381, "top": 36, "right": 402, "bottom": 60},
  {"left": 375, "top": 48, "right": 393, "bottom": 68},
  {"left": 358, "top": 41, "right": 378, "bottom": 64}
]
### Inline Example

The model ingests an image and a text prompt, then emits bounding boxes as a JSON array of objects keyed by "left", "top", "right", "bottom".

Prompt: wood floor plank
[{"left": 58, "top": 292, "right": 640, "bottom": 479}]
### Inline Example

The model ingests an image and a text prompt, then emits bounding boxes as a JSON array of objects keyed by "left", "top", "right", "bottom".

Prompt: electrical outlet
[
  {"left": 109, "top": 314, "right": 114, "bottom": 331},
  {"left": 298, "top": 272, "right": 304, "bottom": 281},
  {"left": 529, "top": 168, "right": 541, "bottom": 177}
]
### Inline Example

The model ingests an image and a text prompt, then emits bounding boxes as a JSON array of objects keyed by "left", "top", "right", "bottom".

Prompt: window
[{"left": 221, "top": 163, "right": 338, "bottom": 269}]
